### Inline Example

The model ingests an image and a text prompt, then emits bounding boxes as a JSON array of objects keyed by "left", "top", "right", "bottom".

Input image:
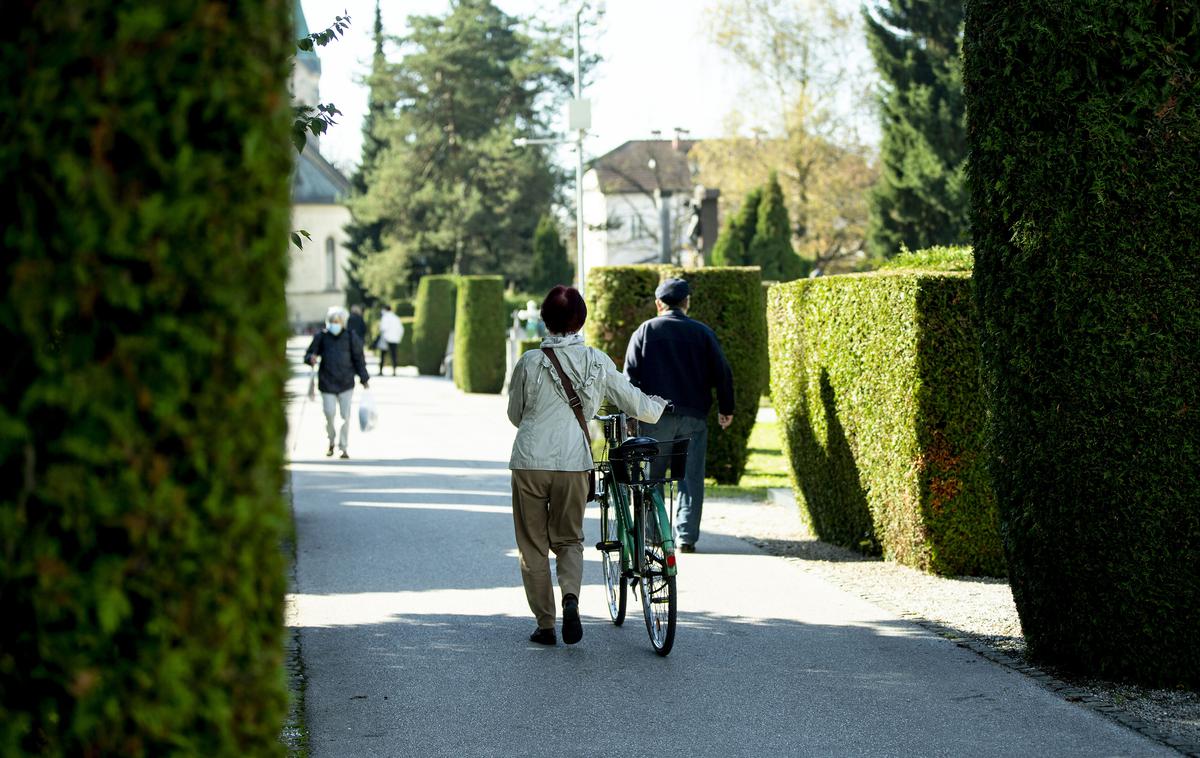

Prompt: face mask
[{"left": 328, "top": 323, "right": 343, "bottom": 335}]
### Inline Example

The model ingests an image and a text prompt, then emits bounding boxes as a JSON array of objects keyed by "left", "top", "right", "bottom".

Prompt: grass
[{"left": 706, "top": 417, "right": 791, "bottom": 501}]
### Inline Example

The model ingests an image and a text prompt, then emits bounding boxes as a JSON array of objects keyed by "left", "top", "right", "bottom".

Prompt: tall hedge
[
  {"left": 965, "top": 1, "right": 1200, "bottom": 683},
  {"left": 659, "top": 266, "right": 768, "bottom": 484},
  {"left": 413, "top": 274, "right": 458, "bottom": 375},
  {"left": 768, "top": 272, "right": 1003, "bottom": 576},
  {"left": 0, "top": 2, "right": 293, "bottom": 754},
  {"left": 584, "top": 266, "right": 662, "bottom": 369},
  {"left": 453, "top": 276, "right": 506, "bottom": 394},
  {"left": 397, "top": 315, "right": 415, "bottom": 366}
]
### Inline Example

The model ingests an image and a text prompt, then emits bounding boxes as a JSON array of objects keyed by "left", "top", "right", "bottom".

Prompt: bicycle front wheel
[
  {"left": 639, "top": 495, "right": 677, "bottom": 656},
  {"left": 599, "top": 490, "right": 627, "bottom": 625}
]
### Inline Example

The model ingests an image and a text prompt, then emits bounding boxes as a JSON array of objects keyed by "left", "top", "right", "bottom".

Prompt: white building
[
  {"left": 582, "top": 139, "right": 717, "bottom": 274},
  {"left": 287, "top": 1, "right": 352, "bottom": 330}
]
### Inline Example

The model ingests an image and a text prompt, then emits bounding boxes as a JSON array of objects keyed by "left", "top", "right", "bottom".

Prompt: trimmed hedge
[
  {"left": 454, "top": 276, "right": 506, "bottom": 394},
  {"left": 878, "top": 246, "right": 973, "bottom": 272},
  {"left": 965, "top": 0, "right": 1200, "bottom": 683},
  {"left": 397, "top": 316, "right": 415, "bottom": 366},
  {"left": 518, "top": 338, "right": 542, "bottom": 355},
  {"left": 413, "top": 275, "right": 458, "bottom": 375},
  {"left": 584, "top": 266, "right": 662, "bottom": 369},
  {"left": 0, "top": 2, "right": 292, "bottom": 754},
  {"left": 768, "top": 271, "right": 1003, "bottom": 576},
  {"left": 659, "top": 266, "right": 768, "bottom": 483}
]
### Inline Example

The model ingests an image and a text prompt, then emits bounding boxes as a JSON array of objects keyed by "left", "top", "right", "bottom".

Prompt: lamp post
[
  {"left": 515, "top": 3, "right": 591, "bottom": 298},
  {"left": 573, "top": 2, "right": 586, "bottom": 297}
]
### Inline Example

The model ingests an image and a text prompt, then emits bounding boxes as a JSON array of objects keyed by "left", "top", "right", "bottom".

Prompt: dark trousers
[
  {"left": 379, "top": 341, "right": 399, "bottom": 374},
  {"left": 639, "top": 413, "right": 709, "bottom": 546}
]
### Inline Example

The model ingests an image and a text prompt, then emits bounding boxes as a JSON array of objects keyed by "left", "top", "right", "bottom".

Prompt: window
[
  {"left": 629, "top": 214, "right": 652, "bottom": 241},
  {"left": 325, "top": 237, "right": 337, "bottom": 291}
]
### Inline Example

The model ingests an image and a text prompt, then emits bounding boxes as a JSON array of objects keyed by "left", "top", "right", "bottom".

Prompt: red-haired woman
[{"left": 507, "top": 286, "right": 666, "bottom": 646}]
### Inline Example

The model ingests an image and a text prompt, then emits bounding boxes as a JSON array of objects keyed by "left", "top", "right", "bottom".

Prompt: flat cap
[{"left": 655, "top": 277, "right": 690, "bottom": 305}]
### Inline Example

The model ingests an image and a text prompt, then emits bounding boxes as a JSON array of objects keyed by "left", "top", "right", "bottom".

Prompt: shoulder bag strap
[{"left": 542, "top": 347, "right": 592, "bottom": 447}]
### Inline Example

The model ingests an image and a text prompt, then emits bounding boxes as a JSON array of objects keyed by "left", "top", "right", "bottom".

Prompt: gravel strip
[{"left": 703, "top": 495, "right": 1200, "bottom": 756}]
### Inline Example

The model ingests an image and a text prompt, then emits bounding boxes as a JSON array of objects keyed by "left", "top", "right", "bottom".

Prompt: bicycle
[{"left": 593, "top": 409, "right": 689, "bottom": 656}]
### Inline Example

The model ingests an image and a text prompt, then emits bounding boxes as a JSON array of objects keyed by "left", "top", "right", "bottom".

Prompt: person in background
[
  {"left": 378, "top": 304, "right": 404, "bottom": 376},
  {"left": 347, "top": 304, "right": 367, "bottom": 343},
  {"left": 507, "top": 286, "right": 667, "bottom": 647},
  {"left": 304, "top": 307, "right": 370, "bottom": 459},
  {"left": 623, "top": 278, "right": 734, "bottom": 553}
]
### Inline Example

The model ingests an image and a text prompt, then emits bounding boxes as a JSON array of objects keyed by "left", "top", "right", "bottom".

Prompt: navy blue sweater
[{"left": 623, "top": 310, "right": 734, "bottom": 420}]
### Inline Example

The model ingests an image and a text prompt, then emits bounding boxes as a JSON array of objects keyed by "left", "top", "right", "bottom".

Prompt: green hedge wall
[
  {"left": 518, "top": 338, "right": 542, "bottom": 355},
  {"left": 454, "top": 276, "right": 506, "bottom": 394},
  {"left": 0, "top": 2, "right": 292, "bottom": 754},
  {"left": 965, "top": 0, "right": 1200, "bottom": 683},
  {"left": 413, "top": 275, "right": 458, "bottom": 375},
  {"left": 768, "top": 272, "right": 1003, "bottom": 576},
  {"left": 659, "top": 266, "right": 768, "bottom": 483},
  {"left": 397, "top": 316, "right": 415, "bottom": 366},
  {"left": 584, "top": 266, "right": 662, "bottom": 369},
  {"left": 878, "top": 246, "right": 973, "bottom": 272}
]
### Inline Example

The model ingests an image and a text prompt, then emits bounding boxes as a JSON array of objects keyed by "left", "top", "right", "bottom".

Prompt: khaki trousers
[{"left": 510, "top": 469, "right": 590, "bottom": 630}]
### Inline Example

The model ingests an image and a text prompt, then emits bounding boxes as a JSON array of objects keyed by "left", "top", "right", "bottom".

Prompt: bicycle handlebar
[{"left": 594, "top": 400, "right": 673, "bottom": 423}]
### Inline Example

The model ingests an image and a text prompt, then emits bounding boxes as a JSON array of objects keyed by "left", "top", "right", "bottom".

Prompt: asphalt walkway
[{"left": 285, "top": 340, "right": 1170, "bottom": 757}]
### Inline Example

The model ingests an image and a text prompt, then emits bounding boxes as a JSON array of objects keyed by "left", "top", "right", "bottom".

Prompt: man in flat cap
[{"left": 624, "top": 278, "right": 734, "bottom": 553}]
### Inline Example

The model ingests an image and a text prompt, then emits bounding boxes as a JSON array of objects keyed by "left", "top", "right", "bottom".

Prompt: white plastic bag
[
  {"left": 306, "top": 365, "right": 317, "bottom": 401},
  {"left": 358, "top": 389, "right": 378, "bottom": 432}
]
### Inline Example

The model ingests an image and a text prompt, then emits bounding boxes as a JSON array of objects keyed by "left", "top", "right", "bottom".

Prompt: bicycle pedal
[{"left": 594, "top": 540, "right": 621, "bottom": 552}]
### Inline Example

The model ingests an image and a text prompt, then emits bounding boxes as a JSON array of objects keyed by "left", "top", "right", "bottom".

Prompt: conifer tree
[
  {"left": 354, "top": 1, "right": 568, "bottom": 289},
  {"left": 529, "top": 215, "right": 573, "bottom": 292},
  {"left": 864, "top": 0, "right": 970, "bottom": 258},
  {"left": 749, "top": 174, "right": 805, "bottom": 281},
  {"left": 710, "top": 186, "right": 761, "bottom": 267},
  {"left": 343, "top": 1, "right": 389, "bottom": 305}
]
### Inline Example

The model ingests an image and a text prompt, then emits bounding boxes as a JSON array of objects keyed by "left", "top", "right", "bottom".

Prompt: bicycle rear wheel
[
  {"left": 599, "top": 490, "right": 627, "bottom": 625},
  {"left": 638, "top": 493, "right": 676, "bottom": 656}
]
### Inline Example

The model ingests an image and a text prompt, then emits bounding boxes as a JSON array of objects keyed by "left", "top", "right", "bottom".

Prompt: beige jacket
[{"left": 508, "top": 333, "right": 667, "bottom": 471}]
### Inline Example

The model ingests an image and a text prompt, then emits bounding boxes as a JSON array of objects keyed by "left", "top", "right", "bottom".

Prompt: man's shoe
[
  {"left": 562, "top": 593, "right": 583, "bottom": 645},
  {"left": 339, "top": 450, "right": 350, "bottom": 460},
  {"left": 678, "top": 542, "right": 696, "bottom": 554},
  {"left": 326, "top": 444, "right": 335, "bottom": 457},
  {"left": 529, "top": 628, "right": 556, "bottom": 646}
]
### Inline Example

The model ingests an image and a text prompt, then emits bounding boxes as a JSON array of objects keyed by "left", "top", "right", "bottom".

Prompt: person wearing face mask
[{"left": 304, "top": 307, "right": 370, "bottom": 459}]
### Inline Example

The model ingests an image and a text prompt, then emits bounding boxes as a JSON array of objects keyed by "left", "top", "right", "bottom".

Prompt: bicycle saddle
[{"left": 613, "top": 436, "right": 658, "bottom": 460}]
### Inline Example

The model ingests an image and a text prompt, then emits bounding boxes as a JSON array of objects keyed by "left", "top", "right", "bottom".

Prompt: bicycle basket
[{"left": 609, "top": 436, "right": 689, "bottom": 485}]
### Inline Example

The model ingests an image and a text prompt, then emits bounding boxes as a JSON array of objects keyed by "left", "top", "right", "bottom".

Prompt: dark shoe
[
  {"left": 339, "top": 450, "right": 350, "bottom": 460},
  {"left": 529, "top": 628, "right": 556, "bottom": 646},
  {"left": 562, "top": 594, "right": 582, "bottom": 645},
  {"left": 678, "top": 543, "right": 696, "bottom": 554},
  {"left": 326, "top": 443, "right": 335, "bottom": 457}
]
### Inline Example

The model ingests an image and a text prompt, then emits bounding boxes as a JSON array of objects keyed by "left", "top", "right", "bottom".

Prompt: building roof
[
  {"left": 295, "top": 0, "right": 321, "bottom": 73},
  {"left": 590, "top": 139, "right": 698, "bottom": 195},
  {"left": 292, "top": 146, "right": 351, "bottom": 204}
]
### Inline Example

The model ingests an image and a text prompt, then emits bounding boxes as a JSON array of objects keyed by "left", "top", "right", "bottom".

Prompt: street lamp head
[{"left": 513, "top": 137, "right": 529, "bottom": 147}]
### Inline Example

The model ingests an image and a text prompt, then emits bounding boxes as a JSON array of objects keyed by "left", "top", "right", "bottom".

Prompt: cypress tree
[
  {"left": 749, "top": 174, "right": 805, "bottom": 281},
  {"left": 343, "top": 1, "right": 389, "bottom": 305},
  {"left": 709, "top": 186, "right": 761, "bottom": 267},
  {"left": 864, "top": 0, "right": 970, "bottom": 258},
  {"left": 529, "top": 215, "right": 573, "bottom": 292}
]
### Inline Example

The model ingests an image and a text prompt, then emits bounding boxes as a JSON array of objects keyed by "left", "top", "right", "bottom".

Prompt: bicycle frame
[{"left": 596, "top": 414, "right": 677, "bottom": 581}]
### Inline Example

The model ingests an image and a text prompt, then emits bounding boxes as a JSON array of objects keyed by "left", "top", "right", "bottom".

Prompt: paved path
[{"left": 285, "top": 342, "right": 1170, "bottom": 757}]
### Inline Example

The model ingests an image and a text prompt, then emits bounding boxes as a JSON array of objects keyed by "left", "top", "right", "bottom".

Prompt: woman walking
[{"left": 507, "top": 286, "right": 667, "bottom": 646}]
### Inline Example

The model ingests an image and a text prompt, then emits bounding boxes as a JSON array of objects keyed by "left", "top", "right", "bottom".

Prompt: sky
[{"left": 300, "top": 0, "right": 874, "bottom": 172}]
